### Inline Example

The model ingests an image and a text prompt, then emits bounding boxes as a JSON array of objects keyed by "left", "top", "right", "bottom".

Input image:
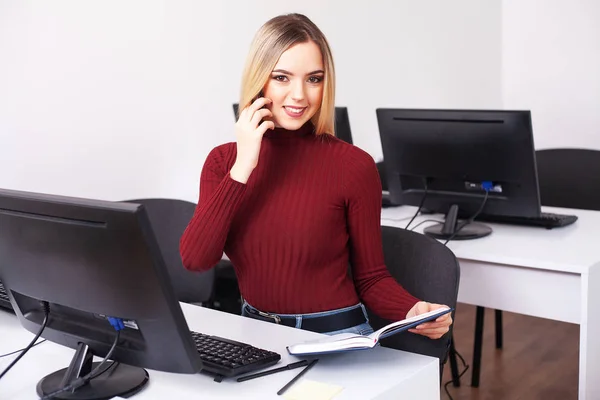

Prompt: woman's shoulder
[
  {"left": 204, "top": 142, "right": 237, "bottom": 170},
  {"left": 319, "top": 135, "right": 376, "bottom": 168}
]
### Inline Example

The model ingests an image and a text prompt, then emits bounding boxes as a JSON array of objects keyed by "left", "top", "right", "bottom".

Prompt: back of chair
[
  {"left": 376, "top": 161, "right": 388, "bottom": 191},
  {"left": 536, "top": 148, "right": 600, "bottom": 211},
  {"left": 366, "top": 226, "right": 460, "bottom": 367},
  {"left": 125, "top": 198, "right": 215, "bottom": 304}
]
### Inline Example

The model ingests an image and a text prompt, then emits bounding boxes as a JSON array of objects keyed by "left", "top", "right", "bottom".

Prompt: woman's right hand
[{"left": 230, "top": 97, "right": 275, "bottom": 184}]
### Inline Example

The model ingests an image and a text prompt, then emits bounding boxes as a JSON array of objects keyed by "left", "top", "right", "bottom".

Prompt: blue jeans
[{"left": 241, "top": 301, "right": 375, "bottom": 336}]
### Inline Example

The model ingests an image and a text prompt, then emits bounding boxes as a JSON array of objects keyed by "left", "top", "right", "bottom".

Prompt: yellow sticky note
[{"left": 283, "top": 379, "right": 344, "bottom": 400}]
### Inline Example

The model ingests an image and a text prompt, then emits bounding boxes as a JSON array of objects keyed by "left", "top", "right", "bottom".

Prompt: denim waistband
[
  {"left": 241, "top": 300, "right": 369, "bottom": 331},
  {"left": 242, "top": 300, "right": 366, "bottom": 318}
]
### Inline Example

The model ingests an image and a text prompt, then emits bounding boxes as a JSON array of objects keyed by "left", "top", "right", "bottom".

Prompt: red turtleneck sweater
[{"left": 179, "top": 124, "right": 420, "bottom": 321}]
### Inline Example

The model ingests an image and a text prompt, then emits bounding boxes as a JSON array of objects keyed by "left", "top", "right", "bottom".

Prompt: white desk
[
  {"left": 381, "top": 205, "right": 600, "bottom": 400},
  {"left": 0, "top": 303, "right": 439, "bottom": 400}
]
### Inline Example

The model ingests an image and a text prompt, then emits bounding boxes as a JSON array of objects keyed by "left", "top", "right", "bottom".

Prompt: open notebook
[{"left": 287, "top": 307, "right": 453, "bottom": 356}]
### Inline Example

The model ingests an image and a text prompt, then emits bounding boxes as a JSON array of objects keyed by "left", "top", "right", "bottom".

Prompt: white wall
[
  {"left": 502, "top": 0, "right": 600, "bottom": 150},
  {"left": 0, "top": 1, "right": 502, "bottom": 202}
]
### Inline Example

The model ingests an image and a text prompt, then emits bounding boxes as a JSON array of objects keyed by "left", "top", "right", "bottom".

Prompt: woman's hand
[
  {"left": 406, "top": 301, "right": 453, "bottom": 339},
  {"left": 229, "top": 97, "right": 275, "bottom": 183}
]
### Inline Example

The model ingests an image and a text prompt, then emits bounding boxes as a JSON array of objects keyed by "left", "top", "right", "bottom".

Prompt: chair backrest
[
  {"left": 124, "top": 198, "right": 215, "bottom": 304},
  {"left": 535, "top": 148, "right": 600, "bottom": 211},
  {"left": 376, "top": 161, "right": 388, "bottom": 191},
  {"left": 366, "top": 226, "right": 460, "bottom": 369}
]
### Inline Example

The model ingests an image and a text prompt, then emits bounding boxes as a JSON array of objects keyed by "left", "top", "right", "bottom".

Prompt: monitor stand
[
  {"left": 36, "top": 342, "right": 149, "bottom": 400},
  {"left": 423, "top": 204, "right": 492, "bottom": 241}
]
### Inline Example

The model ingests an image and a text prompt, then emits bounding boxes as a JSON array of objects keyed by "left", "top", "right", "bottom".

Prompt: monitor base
[
  {"left": 424, "top": 221, "right": 492, "bottom": 241},
  {"left": 36, "top": 342, "right": 149, "bottom": 400},
  {"left": 423, "top": 203, "right": 492, "bottom": 241}
]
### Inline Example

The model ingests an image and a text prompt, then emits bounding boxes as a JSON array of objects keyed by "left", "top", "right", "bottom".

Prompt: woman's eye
[
  {"left": 273, "top": 75, "right": 288, "bottom": 82},
  {"left": 308, "top": 76, "right": 323, "bottom": 84}
]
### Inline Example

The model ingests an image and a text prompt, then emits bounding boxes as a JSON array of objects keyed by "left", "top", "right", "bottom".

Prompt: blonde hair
[{"left": 239, "top": 14, "right": 336, "bottom": 137}]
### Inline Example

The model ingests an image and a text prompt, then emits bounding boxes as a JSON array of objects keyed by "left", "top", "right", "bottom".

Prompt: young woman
[{"left": 180, "top": 13, "right": 452, "bottom": 339}]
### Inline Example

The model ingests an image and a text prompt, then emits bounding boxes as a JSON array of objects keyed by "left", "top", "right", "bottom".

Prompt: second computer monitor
[
  {"left": 332, "top": 107, "right": 353, "bottom": 145},
  {"left": 376, "top": 108, "right": 541, "bottom": 239},
  {"left": 232, "top": 104, "right": 354, "bottom": 145}
]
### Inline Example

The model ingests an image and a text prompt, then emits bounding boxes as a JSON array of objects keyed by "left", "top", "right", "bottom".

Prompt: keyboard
[
  {"left": 191, "top": 331, "right": 281, "bottom": 381},
  {"left": 0, "top": 281, "right": 13, "bottom": 311},
  {"left": 475, "top": 212, "right": 578, "bottom": 229}
]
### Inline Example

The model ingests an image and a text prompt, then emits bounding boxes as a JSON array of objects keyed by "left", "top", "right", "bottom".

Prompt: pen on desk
[
  {"left": 236, "top": 360, "right": 309, "bottom": 382},
  {"left": 276, "top": 358, "right": 318, "bottom": 396}
]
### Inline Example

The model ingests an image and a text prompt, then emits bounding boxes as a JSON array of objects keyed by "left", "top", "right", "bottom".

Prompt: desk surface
[
  {"left": 382, "top": 205, "right": 600, "bottom": 274},
  {"left": 0, "top": 304, "right": 439, "bottom": 400}
]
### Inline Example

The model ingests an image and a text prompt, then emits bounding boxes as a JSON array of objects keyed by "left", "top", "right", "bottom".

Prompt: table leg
[
  {"left": 471, "top": 306, "right": 484, "bottom": 388},
  {"left": 495, "top": 309, "right": 503, "bottom": 349},
  {"left": 579, "top": 262, "right": 600, "bottom": 400}
]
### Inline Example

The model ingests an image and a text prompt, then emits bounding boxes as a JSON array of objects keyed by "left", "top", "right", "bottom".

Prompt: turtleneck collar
[{"left": 264, "top": 122, "right": 315, "bottom": 139}]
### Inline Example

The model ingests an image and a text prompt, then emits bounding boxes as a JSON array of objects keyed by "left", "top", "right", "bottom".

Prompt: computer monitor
[
  {"left": 232, "top": 104, "right": 354, "bottom": 144},
  {"left": 0, "top": 188, "right": 204, "bottom": 398},
  {"left": 332, "top": 107, "right": 353, "bottom": 145},
  {"left": 376, "top": 108, "right": 541, "bottom": 240}
]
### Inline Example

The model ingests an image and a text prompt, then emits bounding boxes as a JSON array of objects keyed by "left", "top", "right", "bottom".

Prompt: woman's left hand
[{"left": 406, "top": 301, "right": 453, "bottom": 339}]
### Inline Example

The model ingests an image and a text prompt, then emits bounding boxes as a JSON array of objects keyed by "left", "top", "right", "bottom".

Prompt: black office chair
[
  {"left": 366, "top": 226, "right": 461, "bottom": 385},
  {"left": 470, "top": 148, "right": 600, "bottom": 387},
  {"left": 124, "top": 198, "right": 215, "bottom": 305},
  {"left": 211, "top": 258, "right": 244, "bottom": 314}
]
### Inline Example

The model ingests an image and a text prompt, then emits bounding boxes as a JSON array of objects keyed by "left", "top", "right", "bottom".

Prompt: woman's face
[{"left": 262, "top": 41, "right": 324, "bottom": 130}]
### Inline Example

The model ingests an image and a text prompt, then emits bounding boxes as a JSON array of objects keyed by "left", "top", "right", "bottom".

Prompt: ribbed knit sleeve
[
  {"left": 179, "top": 144, "right": 246, "bottom": 271},
  {"left": 344, "top": 147, "right": 421, "bottom": 321}
]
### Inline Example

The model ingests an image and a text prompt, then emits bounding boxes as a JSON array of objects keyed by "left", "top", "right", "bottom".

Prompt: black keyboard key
[
  {"left": 0, "top": 282, "right": 8, "bottom": 299},
  {"left": 0, "top": 282, "right": 13, "bottom": 310}
]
